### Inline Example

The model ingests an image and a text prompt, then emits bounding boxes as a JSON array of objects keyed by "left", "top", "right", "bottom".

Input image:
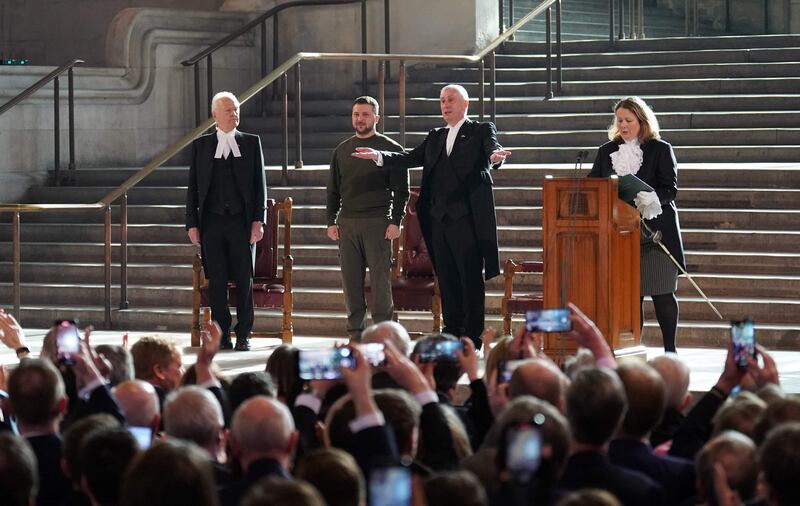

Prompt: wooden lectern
[{"left": 541, "top": 177, "right": 645, "bottom": 361}]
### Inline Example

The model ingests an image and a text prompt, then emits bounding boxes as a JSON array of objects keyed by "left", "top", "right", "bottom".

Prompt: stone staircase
[{"left": 1, "top": 33, "right": 799, "bottom": 350}]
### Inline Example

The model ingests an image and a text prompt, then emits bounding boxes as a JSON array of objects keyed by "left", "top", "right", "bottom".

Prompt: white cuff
[
  {"left": 294, "top": 393, "right": 322, "bottom": 414},
  {"left": 376, "top": 153, "right": 384, "bottom": 166},
  {"left": 414, "top": 390, "right": 439, "bottom": 407},
  {"left": 634, "top": 191, "right": 662, "bottom": 220},
  {"left": 348, "top": 411, "right": 386, "bottom": 433},
  {"left": 78, "top": 378, "right": 106, "bottom": 401}
]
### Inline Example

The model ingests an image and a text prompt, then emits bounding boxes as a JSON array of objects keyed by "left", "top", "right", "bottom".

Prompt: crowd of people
[{"left": 0, "top": 304, "right": 797, "bottom": 506}]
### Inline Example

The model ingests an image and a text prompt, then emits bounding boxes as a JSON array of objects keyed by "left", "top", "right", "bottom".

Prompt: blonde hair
[{"left": 608, "top": 96, "right": 661, "bottom": 143}]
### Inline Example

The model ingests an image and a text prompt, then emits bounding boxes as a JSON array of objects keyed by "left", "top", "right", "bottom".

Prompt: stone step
[{"left": 0, "top": 261, "right": 194, "bottom": 285}]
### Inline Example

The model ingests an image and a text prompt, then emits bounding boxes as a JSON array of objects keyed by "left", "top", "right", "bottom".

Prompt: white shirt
[
  {"left": 446, "top": 117, "right": 467, "bottom": 156},
  {"left": 214, "top": 127, "right": 241, "bottom": 160}
]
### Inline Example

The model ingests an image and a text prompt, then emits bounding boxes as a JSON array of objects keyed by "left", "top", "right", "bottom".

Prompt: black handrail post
[
  {"left": 685, "top": 0, "right": 690, "bottom": 35},
  {"left": 546, "top": 7, "right": 553, "bottom": 99},
  {"left": 68, "top": 66, "right": 76, "bottom": 184},
  {"left": 499, "top": 0, "right": 505, "bottom": 34},
  {"left": 378, "top": 61, "right": 386, "bottom": 134},
  {"left": 194, "top": 64, "right": 201, "bottom": 126},
  {"left": 763, "top": 0, "right": 768, "bottom": 33},
  {"left": 273, "top": 15, "right": 280, "bottom": 100},
  {"left": 618, "top": 0, "right": 625, "bottom": 39},
  {"left": 384, "top": 0, "right": 391, "bottom": 80},
  {"left": 399, "top": 60, "right": 406, "bottom": 147},
  {"left": 206, "top": 54, "right": 213, "bottom": 118},
  {"left": 556, "top": 0, "right": 563, "bottom": 94},
  {"left": 294, "top": 63, "right": 303, "bottom": 168},
  {"left": 104, "top": 205, "right": 112, "bottom": 329},
  {"left": 261, "top": 20, "right": 268, "bottom": 117},
  {"left": 361, "top": 0, "right": 368, "bottom": 95},
  {"left": 725, "top": 0, "right": 731, "bottom": 32},
  {"left": 628, "top": 0, "right": 635, "bottom": 38},
  {"left": 54, "top": 76, "right": 61, "bottom": 185},
  {"left": 479, "top": 58, "right": 486, "bottom": 121},
  {"left": 119, "top": 193, "right": 129, "bottom": 309},
  {"left": 489, "top": 51, "right": 497, "bottom": 125},
  {"left": 638, "top": 0, "right": 645, "bottom": 38},
  {"left": 281, "top": 73, "right": 289, "bottom": 184},
  {"left": 509, "top": 0, "right": 515, "bottom": 40},
  {"left": 610, "top": 0, "right": 615, "bottom": 46},
  {"left": 12, "top": 212, "right": 20, "bottom": 319}
]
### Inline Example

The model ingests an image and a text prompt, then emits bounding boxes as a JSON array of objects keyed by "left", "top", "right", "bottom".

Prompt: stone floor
[{"left": 3, "top": 328, "right": 799, "bottom": 395}]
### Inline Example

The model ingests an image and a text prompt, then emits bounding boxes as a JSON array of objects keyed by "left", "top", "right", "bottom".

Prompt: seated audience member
[
  {"left": 711, "top": 391, "right": 767, "bottom": 439},
  {"left": 694, "top": 431, "right": 758, "bottom": 506},
  {"left": 647, "top": 353, "right": 693, "bottom": 448},
  {"left": 120, "top": 439, "right": 218, "bottom": 506},
  {"left": 462, "top": 396, "right": 570, "bottom": 505},
  {"left": 294, "top": 447, "right": 365, "bottom": 506},
  {"left": 94, "top": 345, "right": 134, "bottom": 387},
  {"left": 130, "top": 337, "right": 184, "bottom": 404},
  {"left": 559, "top": 367, "right": 664, "bottom": 506},
  {"left": 163, "top": 386, "right": 228, "bottom": 485},
  {"left": 508, "top": 358, "right": 568, "bottom": 412},
  {"left": 0, "top": 432, "right": 38, "bottom": 506},
  {"left": 241, "top": 477, "right": 325, "bottom": 506},
  {"left": 61, "top": 414, "right": 121, "bottom": 505},
  {"left": 266, "top": 344, "right": 304, "bottom": 407},
  {"left": 111, "top": 380, "right": 160, "bottom": 437},
  {"left": 424, "top": 470, "right": 487, "bottom": 506},
  {"left": 609, "top": 363, "right": 695, "bottom": 505},
  {"left": 752, "top": 397, "right": 800, "bottom": 445},
  {"left": 557, "top": 489, "right": 622, "bottom": 506},
  {"left": 759, "top": 422, "right": 800, "bottom": 506},
  {"left": 362, "top": 320, "right": 413, "bottom": 356},
  {"left": 79, "top": 427, "right": 139, "bottom": 506},
  {"left": 227, "top": 372, "right": 276, "bottom": 415},
  {"left": 220, "top": 396, "right": 297, "bottom": 506}
]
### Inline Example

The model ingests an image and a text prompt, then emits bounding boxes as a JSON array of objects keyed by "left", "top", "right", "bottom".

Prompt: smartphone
[
  {"left": 127, "top": 426, "right": 153, "bottom": 450},
  {"left": 731, "top": 318, "right": 756, "bottom": 367},
  {"left": 499, "top": 359, "right": 528, "bottom": 384},
  {"left": 369, "top": 466, "right": 412, "bottom": 506},
  {"left": 298, "top": 347, "right": 356, "bottom": 380},
  {"left": 505, "top": 425, "right": 542, "bottom": 477},
  {"left": 55, "top": 321, "right": 81, "bottom": 364},
  {"left": 417, "top": 338, "right": 463, "bottom": 363},
  {"left": 526, "top": 308, "right": 572, "bottom": 333},
  {"left": 359, "top": 342, "right": 387, "bottom": 368}
]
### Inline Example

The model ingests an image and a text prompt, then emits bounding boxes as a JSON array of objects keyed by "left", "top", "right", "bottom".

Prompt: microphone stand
[{"left": 640, "top": 219, "right": 724, "bottom": 320}]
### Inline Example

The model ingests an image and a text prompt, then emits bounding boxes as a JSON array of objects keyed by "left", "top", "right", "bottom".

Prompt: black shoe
[
  {"left": 219, "top": 338, "right": 234, "bottom": 350},
  {"left": 234, "top": 339, "right": 250, "bottom": 351}
]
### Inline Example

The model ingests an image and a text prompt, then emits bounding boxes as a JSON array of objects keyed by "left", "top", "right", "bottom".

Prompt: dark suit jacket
[
  {"left": 589, "top": 138, "right": 685, "bottom": 269},
  {"left": 28, "top": 433, "right": 71, "bottom": 506},
  {"left": 609, "top": 438, "right": 696, "bottom": 504},
  {"left": 559, "top": 451, "right": 665, "bottom": 506},
  {"left": 218, "top": 458, "right": 290, "bottom": 506},
  {"left": 381, "top": 120, "right": 503, "bottom": 279},
  {"left": 185, "top": 131, "right": 267, "bottom": 273}
]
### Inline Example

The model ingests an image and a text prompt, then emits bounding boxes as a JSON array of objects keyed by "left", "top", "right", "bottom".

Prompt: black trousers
[
  {"left": 201, "top": 212, "right": 255, "bottom": 341},
  {"left": 429, "top": 213, "right": 485, "bottom": 349}
]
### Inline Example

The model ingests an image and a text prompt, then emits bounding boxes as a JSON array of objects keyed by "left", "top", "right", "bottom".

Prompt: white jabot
[
  {"left": 215, "top": 128, "right": 241, "bottom": 159},
  {"left": 446, "top": 117, "right": 466, "bottom": 156},
  {"left": 610, "top": 137, "right": 643, "bottom": 176}
]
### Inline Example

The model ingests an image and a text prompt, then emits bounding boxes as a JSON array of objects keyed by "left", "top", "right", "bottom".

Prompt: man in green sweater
[{"left": 326, "top": 96, "right": 409, "bottom": 339}]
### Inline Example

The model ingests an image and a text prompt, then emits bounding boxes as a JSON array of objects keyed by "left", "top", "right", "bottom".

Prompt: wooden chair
[
  {"left": 191, "top": 197, "right": 293, "bottom": 346},
  {"left": 500, "top": 258, "right": 544, "bottom": 335},
  {"left": 366, "top": 188, "right": 442, "bottom": 333}
]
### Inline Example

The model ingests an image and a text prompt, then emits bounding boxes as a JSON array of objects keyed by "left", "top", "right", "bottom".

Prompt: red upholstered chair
[
  {"left": 191, "top": 197, "right": 293, "bottom": 346},
  {"left": 366, "top": 188, "right": 442, "bottom": 333},
  {"left": 501, "top": 258, "right": 544, "bottom": 335}
]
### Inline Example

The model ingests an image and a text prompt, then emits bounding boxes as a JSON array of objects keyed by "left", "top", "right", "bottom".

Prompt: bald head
[
  {"left": 648, "top": 354, "right": 690, "bottom": 410},
  {"left": 113, "top": 379, "right": 160, "bottom": 427},
  {"left": 508, "top": 359, "right": 568, "bottom": 410},
  {"left": 164, "top": 386, "right": 224, "bottom": 453},
  {"left": 232, "top": 396, "right": 296, "bottom": 470},
  {"left": 362, "top": 321, "right": 412, "bottom": 356},
  {"left": 617, "top": 362, "right": 666, "bottom": 438}
]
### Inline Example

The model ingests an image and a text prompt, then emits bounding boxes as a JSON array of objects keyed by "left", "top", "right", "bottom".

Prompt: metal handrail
[
  {"left": 0, "top": 59, "right": 84, "bottom": 185},
  {"left": 181, "top": 0, "right": 375, "bottom": 124},
  {"left": 1, "top": 0, "right": 561, "bottom": 332}
]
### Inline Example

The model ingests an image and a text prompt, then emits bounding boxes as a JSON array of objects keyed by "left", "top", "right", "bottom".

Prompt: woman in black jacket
[{"left": 589, "top": 96, "right": 685, "bottom": 352}]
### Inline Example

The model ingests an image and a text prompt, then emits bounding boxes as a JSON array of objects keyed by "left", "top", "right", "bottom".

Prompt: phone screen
[
  {"left": 298, "top": 348, "right": 355, "bottom": 380},
  {"left": 731, "top": 319, "right": 756, "bottom": 367},
  {"left": 360, "top": 343, "right": 387, "bottom": 367},
  {"left": 127, "top": 426, "right": 153, "bottom": 449},
  {"left": 56, "top": 323, "right": 81, "bottom": 362},
  {"left": 418, "top": 338, "right": 463, "bottom": 363},
  {"left": 369, "top": 466, "right": 412, "bottom": 506},
  {"left": 526, "top": 308, "right": 572, "bottom": 333},
  {"left": 506, "top": 425, "right": 542, "bottom": 476}
]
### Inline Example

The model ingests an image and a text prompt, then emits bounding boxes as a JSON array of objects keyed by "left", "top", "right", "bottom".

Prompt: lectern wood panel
[{"left": 542, "top": 177, "right": 643, "bottom": 361}]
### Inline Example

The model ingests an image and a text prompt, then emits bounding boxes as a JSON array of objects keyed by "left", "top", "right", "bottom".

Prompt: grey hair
[
  {"left": 163, "top": 386, "right": 224, "bottom": 448},
  {"left": 441, "top": 84, "right": 470, "bottom": 102},
  {"left": 211, "top": 91, "right": 240, "bottom": 112},
  {"left": 361, "top": 320, "right": 412, "bottom": 356},
  {"left": 232, "top": 396, "right": 295, "bottom": 456}
]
